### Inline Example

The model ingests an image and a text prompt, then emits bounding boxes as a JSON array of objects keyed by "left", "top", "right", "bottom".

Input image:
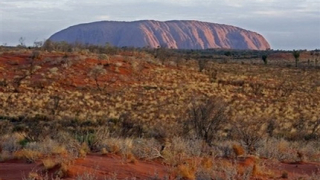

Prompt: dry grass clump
[
  {"left": 201, "top": 156, "right": 214, "bottom": 170},
  {"left": 75, "top": 171, "right": 98, "bottom": 180},
  {"left": 237, "top": 156, "right": 259, "bottom": 177},
  {"left": 78, "top": 142, "right": 90, "bottom": 158},
  {"left": 25, "top": 138, "right": 68, "bottom": 156},
  {"left": 172, "top": 137, "right": 204, "bottom": 156},
  {"left": 298, "top": 141, "right": 320, "bottom": 162},
  {"left": 216, "top": 158, "right": 261, "bottom": 180},
  {"left": 232, "top": 144, "right": 245, "bottom": 157},
  {"left": 131, "top": 138, "right": 162, "bottom": 160},
  {"left": 95, "top": 137, "right": 156, "bottom": 163},
  {"left": 100, "top": 147, "right": 108, "bottom": 155},
  {"left": 0, "top": 150, "right": 12, "bottom": 162},
  {"left": 161, "top": 137, "right": 203, "bottom": 166},
  {"left": 97, "top": 138, "right": 132, "bottom": 155},
  {"left": 0, "top": 130, "right": 92, "bottom": 162},
  {"left": 42, "top": 158, "right": 59, "bottom": 170},
  {"left": 23, "top": 171, "right": 61, "bottom": 180},
  {"left": 13, "top": 149, "right": 42, "bottom": 162},
  {"left": 175, "top": 163, "right": 197, "bottom": 180},
  {"left": 52, "top": 131, "right": 82, "bottom": 157},
  {"left": 256, "top": 138, "right": 316, "bottom": 162},
  {"left": 57, "top": 161, "right": 72, "bottom": 178},
  {"left": 124, "top": 152, "right": 137, "bottom": 164},
  {"left": 222, "top": 162, "right": 238, "bottom": 180},
  {"left": 211, "top": 141, "right": 236, "bottom": 158},
  {"left": 23, "top": 168, "right": 68, "bottom": 180},
  {"left": 96, "top": 137, "right": 141, "bottom": 164},
  {"left": 40, "top": 155, "right": 74, "bottom": 178},
  {"left": 0, "top": 133, "right": 25, "bottom": 152}
]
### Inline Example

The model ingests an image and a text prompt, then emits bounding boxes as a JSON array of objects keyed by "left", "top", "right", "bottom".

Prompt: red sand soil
[
  {"left": 0, "top": 154, "right": 169, "bottom": 180},
  {"left": 0, "top": 52, "right": 158, "bottom": 91},
  {"left": 0, "top": 159, "right": 40, "bottom": 180},
  {"left": 270, "top": 161, "right": 320, "bottom": 178},
  {"left": 65, "top": 154, "right": 169, "bottom": 179},
  {"left": 1, "top": 155, "right": 320, "bottom": 180}
]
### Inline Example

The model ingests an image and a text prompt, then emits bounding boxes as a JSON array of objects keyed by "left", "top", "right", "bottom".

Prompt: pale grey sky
[{"left": 0, "top": 0, "right": 319, "bottom": 50}]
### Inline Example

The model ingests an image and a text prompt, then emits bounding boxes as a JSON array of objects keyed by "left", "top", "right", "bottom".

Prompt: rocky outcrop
[{"left": 49, "top": 20, "right": 270, "bottom": 50}]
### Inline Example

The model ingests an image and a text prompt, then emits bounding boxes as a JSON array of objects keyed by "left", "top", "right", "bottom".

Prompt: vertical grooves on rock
[{"left": 49, "top": 20, "right": 270, "bottom": 50}]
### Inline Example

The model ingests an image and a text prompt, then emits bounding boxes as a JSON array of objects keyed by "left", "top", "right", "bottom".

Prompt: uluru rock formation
[{"left": 49, "top": 20, "right": 270, "bottom": 50}]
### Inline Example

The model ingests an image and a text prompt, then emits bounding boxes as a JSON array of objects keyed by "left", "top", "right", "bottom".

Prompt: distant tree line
[{"left": 2, "top": 38, "right": 319, "bottom": 69}]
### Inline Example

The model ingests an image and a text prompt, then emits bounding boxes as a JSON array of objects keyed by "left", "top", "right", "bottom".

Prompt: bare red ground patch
[
  {"left": 0, "top": 160, "right": 41, "bottom": 180},
  {"left": 65, "top": 154, "right": 169, "bottom": 179},
  {"left": 1, "top": 155, "right": 319, "bottom": 180},
  {"left": 0, "top": 154, "right": 170, "bottom": 180}
]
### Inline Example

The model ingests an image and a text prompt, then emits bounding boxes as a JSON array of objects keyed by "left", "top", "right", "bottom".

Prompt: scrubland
[{"left": 0, "top": 45, "right": 320, "bottom": 179}]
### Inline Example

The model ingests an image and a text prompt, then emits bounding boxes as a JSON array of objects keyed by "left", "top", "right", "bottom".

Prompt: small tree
[
  {"left": 315, "top": 52, "right": 319, "bottom": 67},
  {"left": 186, "top": 97, "right": 228, "bottom": 145},
  {"left": 207, "top": 68, "right": 218, "bottom": 83},
  {"left": 104, "top": 42, "right": 118, "bottom": 55},
  {"left": 261, "top": 54, "right": 268, "bottom": 65},
  {"left": 33, "top": 40, "right": 43, "bottom": 48},
  {"left": 224, "top": 51, "right": 232, "bottom": 63},
  {"left": 154, "top": 45, "right": 172, "bottom": 64},
  {"left": 18, "top": 37, "right": 26, "bottom": 47},
  {"left": 89, "top": 65, "right": 107, "bottom": 91},
  {"left": 11, "top": 51, "right": 40, "bottom": 92},
  {"left": 293, "top": 50, "right": 300, "bottom": 67},
  {"left": 198, "top": 59, "right": 207, "bottom": 72},
  {"left": 49, "top": 95, "right": 61, "bottom": 116},
  {"left": 43, "top": 39, "right": 54, "bottom": 52},
  {"left": 231, "top": 119, "right": 266, "bottom": 155},
  {"left": 224, "top": 51, "right": 232, "bottom": 57}
]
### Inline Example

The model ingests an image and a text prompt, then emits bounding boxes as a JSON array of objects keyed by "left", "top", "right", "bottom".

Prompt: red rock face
[{"left": 49, "top": 20, "right": 270, "bottom": 50}]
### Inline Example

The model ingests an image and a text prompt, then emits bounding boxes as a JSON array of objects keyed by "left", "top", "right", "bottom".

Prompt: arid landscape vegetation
[{"left": 0, "top": 43, "right": 320, "bottom": 180}]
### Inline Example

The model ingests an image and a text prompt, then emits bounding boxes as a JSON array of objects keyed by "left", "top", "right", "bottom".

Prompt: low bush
[{"left": 13, "top": 149, "right": 42, "bottom": 162}]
